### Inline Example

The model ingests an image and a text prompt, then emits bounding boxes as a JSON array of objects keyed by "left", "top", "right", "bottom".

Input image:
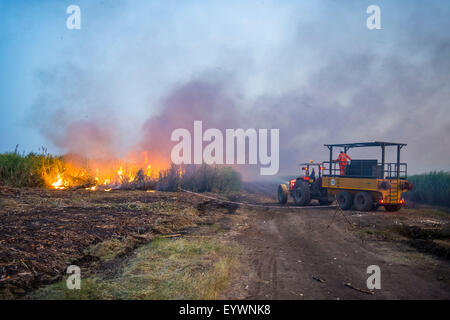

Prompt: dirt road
[{"left": 230, "top": 184, "right": 450, "bottom": 300}]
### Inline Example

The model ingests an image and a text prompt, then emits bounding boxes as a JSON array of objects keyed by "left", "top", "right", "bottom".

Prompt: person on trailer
[{"left": 334, "top": 151, "right": 352, "bottom": 176}]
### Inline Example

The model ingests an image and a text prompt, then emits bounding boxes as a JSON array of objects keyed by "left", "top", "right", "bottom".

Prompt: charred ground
[{"left": 0, "top": 187, "right": 242, "bottom": 298}]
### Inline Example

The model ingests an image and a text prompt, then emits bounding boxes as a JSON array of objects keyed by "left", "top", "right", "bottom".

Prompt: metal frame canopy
[
  {"left": 324, "top": 141, "right": 406, "bottom": 149},
  {"left": 323, "top": 141, "right": 407, "bottom": 178}
]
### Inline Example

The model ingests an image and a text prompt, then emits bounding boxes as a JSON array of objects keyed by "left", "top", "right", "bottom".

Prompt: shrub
[
  {"left": 404, "top": 171, "right": 450, "bottom": 207},
  {"left": 157, "top": 164, "right": 242, "bottom": 194},
  {"left": 0, "top": 147, "right": 64, "bottom": 187}
]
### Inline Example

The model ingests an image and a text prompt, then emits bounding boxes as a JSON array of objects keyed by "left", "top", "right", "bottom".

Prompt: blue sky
[{"left": 1, "top": 0, "right": 449, "bottom": 174}]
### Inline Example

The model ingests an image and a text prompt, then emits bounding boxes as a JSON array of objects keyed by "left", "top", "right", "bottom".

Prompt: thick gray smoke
[
  {"left": 28, "top": 1, "right": 450, "bottom": 179},
  {"left": 139, "top": 74, "right": 242, "bottom": 168},
  {"left": 138, "top": 39, "right": 450, "bottom": 179}
]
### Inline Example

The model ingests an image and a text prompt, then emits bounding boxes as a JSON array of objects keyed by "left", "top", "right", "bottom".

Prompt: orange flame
[
  {"left": 45, "top": 151, "right": 168, "bottom": 190},
  {"left": 51, "top": 174, "right": 65, "bottom": 189}
]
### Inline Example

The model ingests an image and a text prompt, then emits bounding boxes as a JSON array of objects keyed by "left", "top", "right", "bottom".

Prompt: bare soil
[{"left": 227, "top": 183, "right": 450, "bottom": 299}]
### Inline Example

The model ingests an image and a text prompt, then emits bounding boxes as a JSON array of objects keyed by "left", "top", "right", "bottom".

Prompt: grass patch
[
  {"left": 113, "top": 201, "right": 151, "bottom": 211},
  {"left": 29, "top": 237, "right": 241, "bottom": 300},
  {"left": 85, "top": 238, "right": 134, "bottom": 262},
  {"left": 146, "top": 201, "right": 180, "bottom": 214},
  {"left": 357, "top": 227, "right": 399, "bottom": 241}
]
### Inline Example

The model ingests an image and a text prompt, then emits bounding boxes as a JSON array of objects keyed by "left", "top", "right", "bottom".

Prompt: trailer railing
[{"left": 322, "top": 161, "right": 407, "bottom": 179}]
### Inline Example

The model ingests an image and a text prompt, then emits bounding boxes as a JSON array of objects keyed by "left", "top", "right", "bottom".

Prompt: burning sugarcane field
[{"left": 1, "top": 0, "right": 450, "bottom": 315}]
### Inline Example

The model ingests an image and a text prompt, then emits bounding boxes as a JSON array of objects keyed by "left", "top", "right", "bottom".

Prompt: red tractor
[{"left": 278, "top": 161, "right": 334, "bottom": 206}]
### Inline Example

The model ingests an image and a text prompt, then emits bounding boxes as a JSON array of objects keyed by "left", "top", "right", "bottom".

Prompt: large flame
[{"left": 44, "top": 151, "right": 167, "bottom": 191}]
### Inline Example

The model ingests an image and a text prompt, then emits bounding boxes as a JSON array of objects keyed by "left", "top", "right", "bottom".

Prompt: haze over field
[{"left": 1, "top": 0, "right": 449, "bottom": 178}]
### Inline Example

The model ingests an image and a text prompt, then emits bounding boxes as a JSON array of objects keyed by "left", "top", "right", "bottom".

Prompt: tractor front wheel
[
  {"left": 385, "top": 204, "right": 402, "bottom": 212},
  {"left": 354, "top": 191, "right": 373, "bottom": 211},
  {"left": 292, "top": 180, "right": 311, "bottom": 206},
  {"left": 278, "top": 184, "right": 289, "bottom": 204},
  {"left": 337, "top": 191, "right": 353, "bottom": 210}
]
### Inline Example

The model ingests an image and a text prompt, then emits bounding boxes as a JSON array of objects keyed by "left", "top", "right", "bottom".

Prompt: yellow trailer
[{"left": 321, "top": 142, "right": 413, "bottom": 211}]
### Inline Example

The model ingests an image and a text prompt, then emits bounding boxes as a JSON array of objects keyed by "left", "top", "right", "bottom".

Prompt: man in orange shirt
[{"left": 334, "top": 151, "right": 352, "bottom": 175}]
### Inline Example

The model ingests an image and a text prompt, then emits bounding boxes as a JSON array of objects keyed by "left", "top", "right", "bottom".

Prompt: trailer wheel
[
  {"left": 278, "top": 184, "right": 289, "bottom": 204},
  {"left": 354, "top": 191, "right": 373, "bottom": 211},
  {"left": 292, "top": 180, "right": 311, "bottom": 206},
  {"left": 337, "top": 191, "right": 353, "bottom": 210},
  {"left": 385, "top": 204, "right": 402, "bottom": 212}
]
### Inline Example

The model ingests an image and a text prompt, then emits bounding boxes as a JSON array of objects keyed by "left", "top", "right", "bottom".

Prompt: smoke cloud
[{"left": 24, "top": 1, "right": 450, "bottom": 179}]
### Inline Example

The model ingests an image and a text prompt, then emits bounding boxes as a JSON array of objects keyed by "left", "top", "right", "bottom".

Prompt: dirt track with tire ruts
[{"left": 226, "top": 182, "right": 450, "bottom": 299}]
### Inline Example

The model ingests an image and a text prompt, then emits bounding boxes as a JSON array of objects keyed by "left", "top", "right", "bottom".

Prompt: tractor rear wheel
[
  {"left": 354, "top": 191, "right": 373, "bottom": 211},
  {"left": 292, "top": 180, "right": 311, "bottom": 206},
  {"left": 337, "top": 191, "right": 353, "bottom": 210},
  {"left": 385, "top": 204, "right": 402, "bottom": 212},
  {"left": 278, "top": 184, "right": 289, "bottom": 204}
]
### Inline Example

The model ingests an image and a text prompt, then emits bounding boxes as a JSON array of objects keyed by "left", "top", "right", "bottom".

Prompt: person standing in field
[{"left": 334, "top": 151, "right": 351, "bottom": 176}]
